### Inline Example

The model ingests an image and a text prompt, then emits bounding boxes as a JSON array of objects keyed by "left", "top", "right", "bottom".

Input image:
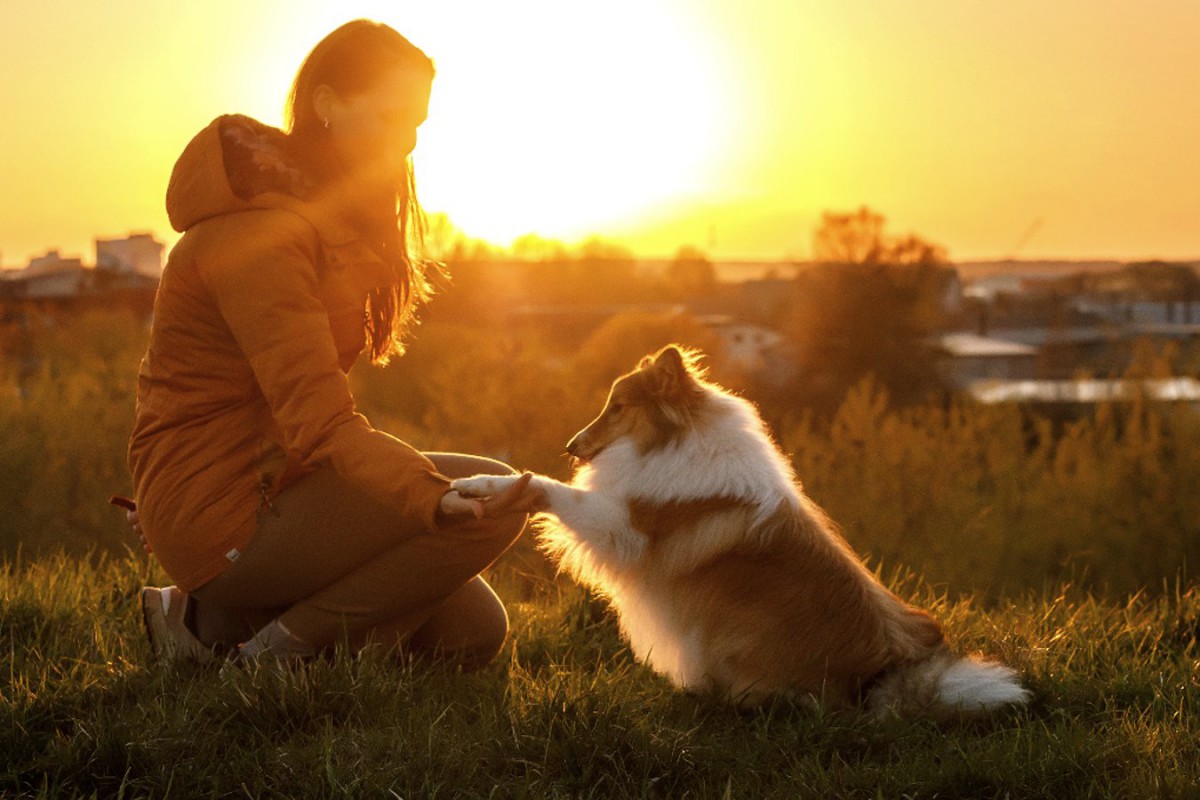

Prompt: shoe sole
[{"left": 140, "top": 587, "right": 164, "bottom": 662}]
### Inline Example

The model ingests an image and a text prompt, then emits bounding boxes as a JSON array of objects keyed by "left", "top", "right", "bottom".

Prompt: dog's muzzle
[{"left": 565, "top": 433, "right": 594, "bottom": 463}]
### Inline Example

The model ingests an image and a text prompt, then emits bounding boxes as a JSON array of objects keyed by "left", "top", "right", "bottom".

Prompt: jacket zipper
[{"left": 258, "top": 478, "right": 280, "bottom": 517}]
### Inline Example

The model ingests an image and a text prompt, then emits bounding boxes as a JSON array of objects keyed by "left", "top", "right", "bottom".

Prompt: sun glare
[
  {"left": 196, "top": 1, "right": 736, "bottom": 253},
  {"left": 386, "top": 1, "right": 735, "bottom": 248}
]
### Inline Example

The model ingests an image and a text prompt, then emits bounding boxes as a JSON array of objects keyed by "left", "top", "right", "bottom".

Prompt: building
[
  {"left": 969, "top": 377, "right": 1200, "bottom": 407},
  {"left": 944, "top": 261, "right": 1200, "bottom": 408},
  {"left": 935, "top": 332, "right": 1039, "bottom": 390},
  {"left": 95, "top": 233, "right": 164, "bottom": 278},
  {"left": 1, "top": 250, "right": 88, "bottom": 300},
  {"left": 0, "top": 234, "right": 163, "bottom": 307},
  {"left": 699, "top": 314, "right": 785, "bottom": 372}
]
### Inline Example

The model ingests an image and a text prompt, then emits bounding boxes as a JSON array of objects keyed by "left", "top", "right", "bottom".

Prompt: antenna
[{"left": 1006, "top": 218, "right": 1043, "bottom": 261}]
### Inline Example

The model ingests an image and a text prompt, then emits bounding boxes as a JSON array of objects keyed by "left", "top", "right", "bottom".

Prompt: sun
[
  {"left": 226, "top": 1, "right": 739, "bottom": 251},
  {"left": 392, "top": 1, "right": 736, "bottom": 248}
]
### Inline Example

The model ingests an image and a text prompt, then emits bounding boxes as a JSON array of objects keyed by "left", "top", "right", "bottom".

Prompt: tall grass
[
  {"left": 784, "top": 378, "right": 1200, "bottom": 598},
  {"left": 5, "top": 308, "right": 1195, "bottom": 600},
  {"left": 1, "top": 552, "right": 1197, "bottom": 798},
  {"left": 0, "top": 309, "right": 143, "bottom": 558}
]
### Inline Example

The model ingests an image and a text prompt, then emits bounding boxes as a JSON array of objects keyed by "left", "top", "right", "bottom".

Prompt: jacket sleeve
[{"left": 198, "top": 209, "right": 451, "bottom": 529}]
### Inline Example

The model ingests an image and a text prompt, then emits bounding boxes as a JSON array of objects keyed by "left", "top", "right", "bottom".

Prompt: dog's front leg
[{"left": 452, "top": 474, "right": 645, "bottom": 566}]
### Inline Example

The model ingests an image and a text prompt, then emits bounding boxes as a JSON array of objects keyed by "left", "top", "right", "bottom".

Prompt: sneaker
[
  {"left": 218, "top": 618, "right": 319, "bottom": 674},
  {"left": 217, "top": 644, "right": 314, "bottom": 678},
  {"left": 140, "top": 586, "right": 218, "bottom": 666},
  {"left": 217, "top": 644, "right": 249, "bottom": 679}
]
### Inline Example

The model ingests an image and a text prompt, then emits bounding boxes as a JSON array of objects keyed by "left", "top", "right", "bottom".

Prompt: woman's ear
[{"left": 312, "top": 84, "right": 336, "bottom": 127}]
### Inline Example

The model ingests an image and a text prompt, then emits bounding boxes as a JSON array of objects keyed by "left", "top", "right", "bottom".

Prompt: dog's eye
[{"left": 607, "top": 403, "right": 625, "bottom": 416}]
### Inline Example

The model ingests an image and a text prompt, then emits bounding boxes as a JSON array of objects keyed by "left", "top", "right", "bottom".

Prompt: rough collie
[{"left": 453, "top": 345, "right": 1029, "bottom": 715}]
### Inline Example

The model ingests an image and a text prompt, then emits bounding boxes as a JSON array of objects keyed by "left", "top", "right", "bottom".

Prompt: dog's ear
[
  {"left": 654, "top": 345, "right": 688, "bottom": 375},
  {"left": 644, "top": 345, "right": 695, "bottom": 398}
]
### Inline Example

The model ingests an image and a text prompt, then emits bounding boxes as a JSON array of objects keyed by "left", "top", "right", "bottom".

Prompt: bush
[
  {"left": 783, "top": 379, "right": 1200, "bottom": 598},
  {"left": 0, "top": 309, "right": 146, "bottom": 559},
  {"left": 3, "top": 306, "right": 1197, "bottom": 599}
]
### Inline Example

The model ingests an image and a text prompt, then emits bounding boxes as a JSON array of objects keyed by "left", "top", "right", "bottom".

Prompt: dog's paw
[{"left": 452, "top": 474, "right": 519, "bottom": 498}]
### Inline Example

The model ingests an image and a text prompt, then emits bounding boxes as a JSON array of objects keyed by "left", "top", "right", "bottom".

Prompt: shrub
[
  {"left": 782, "top": 379, "right": 1200, "bottom": 598},
  {"left": 3, "top": 307, "right": 1197, "bottom": 599}
]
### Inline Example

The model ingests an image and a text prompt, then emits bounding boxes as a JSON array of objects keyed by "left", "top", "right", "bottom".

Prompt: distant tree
[
  {"left": 511, "top": 233, "right": 569, "bottom": 263},
  {"left": 665, "top": 246, "right": 717, "bottom": 299},
  {"left": 575, "top": 237, "right": 641, "bottom": 304},
  {"left": 812, "top": 207, "right": 889, "bottom": 265},
  {"left": 1127, "top": 262, "right": 1200, "bottom": 324},
  {"left": 1123, "top": 261, "right": 1200, "bottom": 299},
  {"left": 812, "top": 207, "right": 948, "bottom": 266},
  {"left": 422, "top": 212, "right": 465, "bottom": 264},
  {"left": 789, "top": 207, "right": 952, "bottom": 413},
  {"left": 420, "top": 212, "right": 506, "bottom": 266},
  {"left": 1081, "top": 261, "right": 1200, "bottom": 326}
]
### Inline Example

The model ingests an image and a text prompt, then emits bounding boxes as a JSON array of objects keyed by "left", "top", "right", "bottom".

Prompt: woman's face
[{"left": 317, "top": 65, "right": 432, "bottom": 187}]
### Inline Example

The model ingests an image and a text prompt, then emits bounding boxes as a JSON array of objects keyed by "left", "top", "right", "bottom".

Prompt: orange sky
[{"left": 1, "top": 0, "right": 1197, "bottom": 267}]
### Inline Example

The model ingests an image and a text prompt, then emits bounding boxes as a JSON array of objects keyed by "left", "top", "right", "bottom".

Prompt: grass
[{"left": 1, "top": 552, "right": 1198, "bottom": 799}]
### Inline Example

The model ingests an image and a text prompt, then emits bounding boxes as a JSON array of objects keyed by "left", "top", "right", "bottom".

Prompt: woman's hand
[
  {"left": 129, "top": 510, "right": 152, "bottom": 554},
  {"left": 438, "top": 472, "right": 544, "bottom": 521},
  {"left": 129, "top": 509, "right": 152, "bottom": 553},
  {"left": 110, "top": 495, "right": 151, "bottom": 553}
]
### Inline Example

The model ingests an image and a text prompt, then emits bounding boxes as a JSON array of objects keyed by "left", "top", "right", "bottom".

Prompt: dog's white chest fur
[{"left": 534, "top": 397, "right": 800, "bottom": 691}]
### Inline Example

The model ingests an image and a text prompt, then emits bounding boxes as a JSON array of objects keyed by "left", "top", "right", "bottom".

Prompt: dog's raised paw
[{"left": 451, "top": 475, "right": 514, "bottom": 498}]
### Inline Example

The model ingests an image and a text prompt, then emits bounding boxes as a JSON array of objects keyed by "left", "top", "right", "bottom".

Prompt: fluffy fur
[{"left": 453, "top": 345, "right": 1030, "bottom": 716}]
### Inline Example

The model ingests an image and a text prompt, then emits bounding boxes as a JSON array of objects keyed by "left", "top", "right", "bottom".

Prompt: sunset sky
[{"left": 1, "top": 0, "right": 1197, "bottom": 267}]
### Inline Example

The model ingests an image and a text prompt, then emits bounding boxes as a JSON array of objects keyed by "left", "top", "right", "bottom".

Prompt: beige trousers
[{"left": 191, "top": 453, "right": 525, "bottom": 668}]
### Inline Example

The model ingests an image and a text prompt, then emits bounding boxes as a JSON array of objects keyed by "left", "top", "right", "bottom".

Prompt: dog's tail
[{"left": 867, "top": 650, "right": 1030, "bottom": 718}]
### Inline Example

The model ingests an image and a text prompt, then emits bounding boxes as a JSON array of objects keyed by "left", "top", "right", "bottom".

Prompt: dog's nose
[{"left": 566, "top": 430, "right": 594, "bottom": 459}]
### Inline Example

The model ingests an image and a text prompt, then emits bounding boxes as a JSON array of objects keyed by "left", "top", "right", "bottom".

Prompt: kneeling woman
[{"left": 128, "top": 20, "right": 541, "bottom": 668}]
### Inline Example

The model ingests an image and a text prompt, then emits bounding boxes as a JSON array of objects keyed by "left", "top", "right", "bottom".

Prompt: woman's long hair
[{"left": 285, "top": 19, "right": 437, "bottom": 364}]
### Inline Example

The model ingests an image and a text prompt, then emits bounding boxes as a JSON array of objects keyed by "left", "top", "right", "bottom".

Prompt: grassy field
[{"left": 2, "top": 552, "right": 1197, "bottom": 799}]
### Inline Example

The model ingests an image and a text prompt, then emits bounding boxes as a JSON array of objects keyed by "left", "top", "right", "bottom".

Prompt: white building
[
  {"left": 970, "top": 377, "right": 1200, "bottom": 406},
  {"left": 700, "top": 314, "right": 785, "bottom": 372},
  {"left": 95, "top": 233, "right": 163, "bottom": 278},
  {"left": 935, "top": 332, "right": 1039, "bottom": 390},
  {"left": 0, "top": 234, "right": 164, "bottom": 302},
  {"left": 3, "top": 251, "right": 88, "bottom": 299}
]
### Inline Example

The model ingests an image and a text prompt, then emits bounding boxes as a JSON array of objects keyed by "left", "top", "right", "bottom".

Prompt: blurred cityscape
[{"left": 3, "top": 232, "right": 1199, "bottom": 411}]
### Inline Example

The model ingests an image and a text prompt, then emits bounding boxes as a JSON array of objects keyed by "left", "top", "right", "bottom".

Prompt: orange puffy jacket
[{"left": 129, "top": 116, "right": 450, "bottom": 591}]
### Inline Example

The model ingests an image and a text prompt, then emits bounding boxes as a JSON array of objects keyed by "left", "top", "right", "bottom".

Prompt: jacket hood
[{"left": 166, "top": 115, "right": 357, "bottom": 245}]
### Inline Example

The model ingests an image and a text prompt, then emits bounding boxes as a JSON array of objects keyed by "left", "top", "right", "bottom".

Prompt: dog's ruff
[{"left": 454, "top": 346, "right": 1030, "bottom": 715}]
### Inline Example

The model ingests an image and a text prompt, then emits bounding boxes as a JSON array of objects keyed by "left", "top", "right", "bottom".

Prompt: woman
[{"left": 129, "top": 20, "right": 541, "bottom": 668}]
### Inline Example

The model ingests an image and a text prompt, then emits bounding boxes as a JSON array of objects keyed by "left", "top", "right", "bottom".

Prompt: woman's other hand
[
  {"left": 129, "top": 509, "right": 152, "bottom": 553},
  {"left": 110, "top": 495, "right": 151, "bottom": 553}
]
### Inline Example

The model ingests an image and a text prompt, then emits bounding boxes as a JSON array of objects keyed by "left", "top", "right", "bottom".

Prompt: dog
[{"left": 453, "top": 345, "right": 1030, "bottom": 715}]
